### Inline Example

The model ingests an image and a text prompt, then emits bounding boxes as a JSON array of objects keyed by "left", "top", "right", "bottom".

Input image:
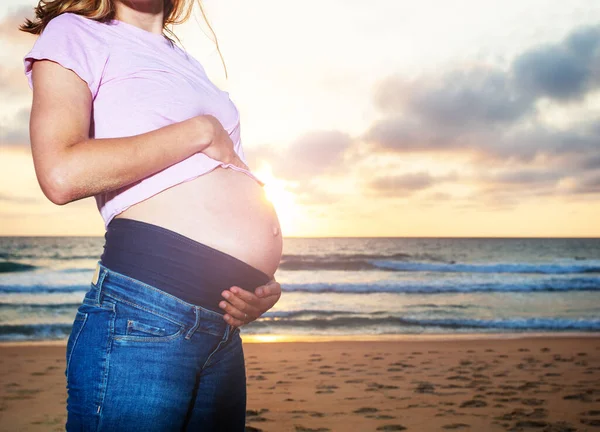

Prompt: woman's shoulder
[
  {"left": 43, "top": 12, "right": 110, "bottom": 44},
  {"left": 24, "top": 12, "right": 111, "bottom": 95},
  {"left": 48, "top": 11, "right": 101, "bottom": 26}
]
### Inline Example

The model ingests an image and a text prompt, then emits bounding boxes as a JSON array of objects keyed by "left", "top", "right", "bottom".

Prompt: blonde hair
[{"left": 19, "top": 0, "right": 228, "bottom": 79}]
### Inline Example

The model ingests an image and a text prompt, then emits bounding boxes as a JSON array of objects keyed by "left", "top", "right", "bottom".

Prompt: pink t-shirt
[{"left": 23, "top": 12, "right": 265, "bottom": 229}]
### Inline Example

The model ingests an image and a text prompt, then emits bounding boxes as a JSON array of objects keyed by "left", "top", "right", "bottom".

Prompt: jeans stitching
[
  {"left": 65, "top": 312, "right": 88, "bottom": 379},
  {"left": 95, "top": 303, "right": 115, "bottom": 424},
  {"left": 128, "top": 319, "right": 165, "bottom": 336},
  {"left": 112, "top": 327, "right": 186, "bottom": 343},
  {"left": 200, "top": 325, "right": 232, "bottom": 370},
  {"left": 97, "top": 263, "right": 225, "bottom": 321},
  {"left": 102, "top": 292, "right": 186, "bottom": 327}
]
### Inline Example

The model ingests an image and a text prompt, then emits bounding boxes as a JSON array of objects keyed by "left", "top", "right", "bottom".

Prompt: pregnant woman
[{"left": 21, "top": 0, "right": 283, "bottom": 430}]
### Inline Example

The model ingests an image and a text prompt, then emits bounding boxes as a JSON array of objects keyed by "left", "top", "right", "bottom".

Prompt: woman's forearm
[{"left": 45, "top": 116, "right": 215, "bottom": 205}]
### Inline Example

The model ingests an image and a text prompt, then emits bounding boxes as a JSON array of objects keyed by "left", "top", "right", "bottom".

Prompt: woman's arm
[{"left": 29, "top": 58, "right": 215, "bottom": 205}]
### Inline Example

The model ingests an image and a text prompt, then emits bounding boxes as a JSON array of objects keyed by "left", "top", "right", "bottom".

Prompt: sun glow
[{"left": 254, "top": 163, "right": 299, "bottom": 237}]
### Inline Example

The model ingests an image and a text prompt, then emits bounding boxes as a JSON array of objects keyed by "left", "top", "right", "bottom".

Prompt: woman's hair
[{"left": 18, "top": 0, "right": 229, "bottom": 78}]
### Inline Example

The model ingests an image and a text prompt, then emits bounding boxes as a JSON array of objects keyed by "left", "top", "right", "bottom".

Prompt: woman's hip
[{"left": 66, "top": 262, "right": 246, "bottom": 430}]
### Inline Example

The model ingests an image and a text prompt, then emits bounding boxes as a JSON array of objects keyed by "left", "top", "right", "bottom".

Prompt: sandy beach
[{"left": 0, "top": 334, "right": 599, "bottom": 431}]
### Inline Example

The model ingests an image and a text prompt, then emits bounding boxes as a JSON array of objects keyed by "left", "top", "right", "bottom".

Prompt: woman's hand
[
  {"left": 197, "top": 115, "right": 249, "bottom": 171},
  {"left": 219, "top": 279, "right": 282, "bottom": 327}
]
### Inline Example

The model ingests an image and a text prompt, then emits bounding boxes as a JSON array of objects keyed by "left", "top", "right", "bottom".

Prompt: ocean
[{"left": 1, "top": 236, "right": 599, "bottom": 342}]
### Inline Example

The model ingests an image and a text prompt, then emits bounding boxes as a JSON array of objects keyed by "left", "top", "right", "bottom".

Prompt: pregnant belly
[{"left": 113, "top": 167, "right": 283, "bottom": 279}]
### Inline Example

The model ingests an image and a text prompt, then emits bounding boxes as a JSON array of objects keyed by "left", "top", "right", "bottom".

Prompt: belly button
[{"left": 272, "top": 225, "right": 279, "bottom": 236}]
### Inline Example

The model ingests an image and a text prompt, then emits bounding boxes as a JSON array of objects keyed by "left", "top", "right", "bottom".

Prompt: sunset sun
[{"left": 255, "top": 162, "right": 300, "bottom": 237}]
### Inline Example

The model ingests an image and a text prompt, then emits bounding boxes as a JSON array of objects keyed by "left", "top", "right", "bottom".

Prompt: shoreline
[{"left": 1, "top": 331, "right": 599, "bottom": 347}]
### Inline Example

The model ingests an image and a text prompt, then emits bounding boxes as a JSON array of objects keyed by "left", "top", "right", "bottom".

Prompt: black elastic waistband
[{"left": 99, "top": 218, "right": 271, "bottom": 315}]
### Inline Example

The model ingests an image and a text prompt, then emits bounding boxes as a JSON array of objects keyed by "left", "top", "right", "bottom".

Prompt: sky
[{"left": 1, "top": 0, "right": 599, "bottom": 237}]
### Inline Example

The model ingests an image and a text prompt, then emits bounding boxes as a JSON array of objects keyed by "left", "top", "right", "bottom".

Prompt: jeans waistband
[{"left": 90, "top": 261, "right": 232, "bottom": 340}]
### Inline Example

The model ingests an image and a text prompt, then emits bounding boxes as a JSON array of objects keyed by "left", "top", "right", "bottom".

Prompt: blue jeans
[{"left": 65, "top": 261, "right": 246, "bottom": 431}]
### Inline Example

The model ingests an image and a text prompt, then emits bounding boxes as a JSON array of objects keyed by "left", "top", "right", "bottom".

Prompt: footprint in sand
[
  {"left": 441, "top": 423, "right": 471, "bottom": 429},
  {"left": 459, "top": 399, "right": 487, "bottom": 408},
  {"left": 246, "top": 408, "right": 270, "bottom": 424},
  {"left": 3, "top": 388, "right": 41, "bottom": 400},
  {"left": 376, "top": 425, "right": 407, "bottom": 431},
  {"left": 366, "top": 414, "right": 396, "bottom": 420},
  {"left": 353, "top": 407, "right": 378, "bottom": 414},
  {"left": 249, "top": 375, "right": 267, "bottom": 381},
  {"left": 367, "top": 382, "right": 399, "bottom": 391},
  {"left": 315, "top": 384, "right": 338, "bottom": 394},
  {"left": 294, "top": 426, "right": 330, "bottom": 432}
]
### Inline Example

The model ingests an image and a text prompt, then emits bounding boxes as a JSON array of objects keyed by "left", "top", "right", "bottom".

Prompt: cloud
[
  {"left": 367, "top": 171, "right": 460, "bottom": 197},
  {"left": 571, "top": 171, "right": 600, "bottom": 194},
  {"left": 365, "top": 24, "right": 600, "bottom": 150},
  {"left": 512, "top": 26, "right": 600, "bottom": 102},
  {"left": 0, "top": 107, "right": 31, "bottom": 147},
  {"left": 0, "top": 5, "right": 37, "bottom": 42},
  {"left": 255, "top": 130, "right": 354, "bottom": 180},
  {"left": 359, "top": 24, "right": 600, "bottom": 202},
  {"left": 0, "top": 192, "right": 40, "bottom": 204},
  {"left": 368, "top": 171, "right": 435, "bottom": 196},
  {"left": 374, "top": 67, "right": 531, "bottom": 131}
]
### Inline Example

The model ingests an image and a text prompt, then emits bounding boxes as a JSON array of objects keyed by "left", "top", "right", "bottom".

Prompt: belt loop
[
  {"left": 93, "top": 262, "right": 108, "bottom": 305},
  {"left": 185, "top": 306, "right": 201, "bottom": 340},
  {"left": 224, "top": 324, "right": 232, "bottom": 342}
]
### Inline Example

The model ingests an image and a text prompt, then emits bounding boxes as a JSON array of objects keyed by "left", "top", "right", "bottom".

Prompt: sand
[{"left": 1, "top": 334, "right": 599, "bottom": 431}]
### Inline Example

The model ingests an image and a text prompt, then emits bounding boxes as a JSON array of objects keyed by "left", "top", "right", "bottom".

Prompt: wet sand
[{"left": 1, "top": 334, "right": 599, "bottom": 431}]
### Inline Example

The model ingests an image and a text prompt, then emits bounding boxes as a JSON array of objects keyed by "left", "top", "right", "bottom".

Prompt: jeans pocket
[
  {"left": 65, "top": 311, "right": 88, "bottom": 377},
  {"left": 107, "top": 297, "right": 186, "bottom": 343}
]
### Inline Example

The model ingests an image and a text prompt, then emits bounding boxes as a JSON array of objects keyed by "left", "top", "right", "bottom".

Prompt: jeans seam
[
  {"left": 95, "top": 301, "right": 115, "bottom": 425},
  {"left": 65, "top": 312, "right": 88, "bottom": 378},
  {"left": 200, "top": 325, "right": 232, "bottom": 370}
]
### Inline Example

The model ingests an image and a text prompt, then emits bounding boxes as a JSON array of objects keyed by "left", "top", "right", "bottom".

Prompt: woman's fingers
[
  {"left": 223, "top": 313, "right": 243, "bottom": 328},
  {"left": 229, "top": 286, "right": 260, "bottom": 303},
  {"left": 233, "top": 155, "right": 249, "bottom": 171},
  {"left": 255, "top": 280, "right": 281, "bottom": 298},
  {"left": 219, "top": 283, "right": 282, "bottom": 328},
  {"left": 219, "top": 289, "right": 260, "bottom": 319},
  {"left": 219, "top": 299, "right": 256, "bottom": 323}
]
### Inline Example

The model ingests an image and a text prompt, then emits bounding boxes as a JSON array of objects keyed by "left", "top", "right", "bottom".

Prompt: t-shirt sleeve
[{"left": 23, "top": 13, "right": 110, "bottom": 98}]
